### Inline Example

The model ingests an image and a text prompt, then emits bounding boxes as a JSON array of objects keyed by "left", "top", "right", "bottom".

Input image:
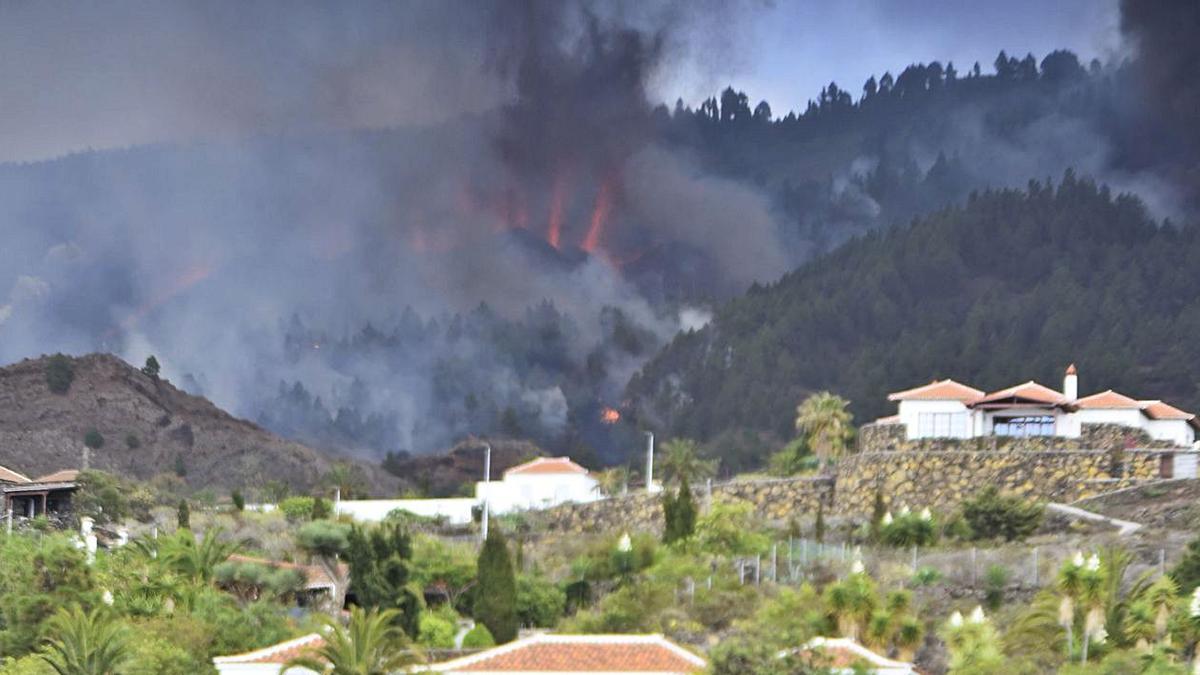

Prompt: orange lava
[
  {"left": 581, "top": 181, "right": 611, "bottom": 253},
  {"left": 600, "top": 407, "right": 621, "bottom": 424},
  {"left": 547, "top": 176, "right": 568, "bottom": 249}
]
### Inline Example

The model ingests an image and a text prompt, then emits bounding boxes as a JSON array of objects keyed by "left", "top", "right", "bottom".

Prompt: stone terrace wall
[
  {"left": 541, "top": 476, "right": 834, "bottom": 534},
  {"left": 833, "top": 449, "right": 1168, "bottom": 516},
  {"left": 858, "top": 422, "right": 1178, "bottom": 454}
]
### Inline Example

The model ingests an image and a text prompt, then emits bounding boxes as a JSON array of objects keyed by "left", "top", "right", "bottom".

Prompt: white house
[
  {"left": 475, "top": 456, "right": 601, "bottom": 513},
  {"left": 332, "top": 456, "right": 601, "bottom": 524},
  {"left": 880, "top": 364, "right": 1198, "bottom": 447}
]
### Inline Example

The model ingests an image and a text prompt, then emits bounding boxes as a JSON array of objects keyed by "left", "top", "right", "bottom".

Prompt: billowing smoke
[
  {"left": 0, "top": 0, "right": 782, "bottom": 462},
  {"left": 1119, "top": 0, "right": 1200, "bottom": 212}
]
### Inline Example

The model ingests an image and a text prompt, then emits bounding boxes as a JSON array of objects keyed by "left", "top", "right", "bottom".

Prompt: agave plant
[{"left": 39, "top": 604, "right": 131, "bottom": 675}]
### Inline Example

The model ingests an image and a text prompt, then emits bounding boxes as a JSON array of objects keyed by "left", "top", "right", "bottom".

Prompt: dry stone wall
[
  {"left": 539, "top": 448, "right": 1173, "bottom": 533},
  {"left": 858, "top": 422, "right": 1178, "bottom": 454}
]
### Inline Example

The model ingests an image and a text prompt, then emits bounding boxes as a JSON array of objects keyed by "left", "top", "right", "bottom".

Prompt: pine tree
[
  {"left": 142, "top": 355, "right": 161, "bottom": 379},
  {"left": 475, "top": 527, "right": 518, "bottom": 643},
  {"left": 177, "top": 500, "right": 190, "bottom": 529}
]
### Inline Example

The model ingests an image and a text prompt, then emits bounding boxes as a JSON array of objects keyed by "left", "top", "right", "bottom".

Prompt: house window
[
  {"left": 915, "top": 412, "right": 968, "bottom": 438},
  {"left": 993, "top": 416, "right": 1056, "bottom": 437}
]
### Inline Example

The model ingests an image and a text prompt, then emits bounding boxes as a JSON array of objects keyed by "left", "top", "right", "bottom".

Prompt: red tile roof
[
  {"left": 212, "top": 632, "right": 325, "bottom": 665},
  {"left": 973, "top": 381, "right": 1067, "bottom": 406},
  {"left": 1140, "top": 400, "right": 1195, "bottom": 420},
  {"left": 429, "top": 634, "right": 706, "bottom": 673},
  {"left": 504, "top": 457, "right": 590, "bottom": 477},
  {"left": 886, "top": 379, "right": 985, "bottom": 402},
  {"left": 0, "top": 465, "right": 31, "bottom": 484},
  {"left": 1075, "top": 390, "right": 1142, "bottom": 409},
  {"left": 32, "top": 469, "right": 79, "bottom": 484},
  {"left": 790, "top": 637, "right": 915, "bottom": 672}
]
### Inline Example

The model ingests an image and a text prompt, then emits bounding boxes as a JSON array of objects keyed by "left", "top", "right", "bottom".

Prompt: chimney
[{"left": 1063, "top": 363, "right": 1078, "bottom": 401}]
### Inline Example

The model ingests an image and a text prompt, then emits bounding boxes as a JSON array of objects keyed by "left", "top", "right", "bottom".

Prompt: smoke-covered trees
[{"left": 629, "top": 174, "right": 1200, "bottom": 465}]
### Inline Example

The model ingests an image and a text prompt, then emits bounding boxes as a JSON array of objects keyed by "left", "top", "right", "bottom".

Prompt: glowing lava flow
[
  {"left": 547, "top": 176, "right": 568, "bottom": 249},
  {"left": 581, "top": 181, "right": 611, "bottom": 253},
  {"left": 600, "top": 407, "right": 621, "bottom": 424}
]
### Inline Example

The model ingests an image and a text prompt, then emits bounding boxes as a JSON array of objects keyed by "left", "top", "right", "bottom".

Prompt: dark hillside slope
[
  {"left": 0, "top": 353, "right": 395, "bottom": 494},
  {"left": 627, "top": 175, "right": 1200, "bottom": 469}
]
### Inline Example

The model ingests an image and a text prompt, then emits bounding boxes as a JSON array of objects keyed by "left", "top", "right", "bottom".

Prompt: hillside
[
  {"left": 0, "top": 353, "right": 395, "bottom": 494},
  {"left": 627, "top": 174, "right": 1200, "bottom": 470}
]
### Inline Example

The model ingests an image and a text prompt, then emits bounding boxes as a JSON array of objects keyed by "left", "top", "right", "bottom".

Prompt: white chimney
[{"left": 1063, "top": 363, "right": 1078, "bottom": 401}]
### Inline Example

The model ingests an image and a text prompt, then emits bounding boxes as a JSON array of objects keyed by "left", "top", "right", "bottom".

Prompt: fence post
[
  {"left": 911, "top": 545, "right": 918, "bottom": 572},
  {"left": 1160, "top": 549, "right": 1166, "bottom": 576},
  {"left": 1032, "top": 547, "right": 1039, "bottom": 586},
  {"left": 755, "top": 555, "right": 761, "bottom": 585},
  {"left": 772, "top": 545, "right": 778, "bottom": 583},
  {"left": 971, "top": 547, "right": 977, "bottom": 586},
  {"left": 802, "top": 538, "right": 808, "bottom": 565}
]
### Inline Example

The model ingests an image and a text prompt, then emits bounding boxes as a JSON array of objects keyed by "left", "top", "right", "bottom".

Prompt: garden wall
[
  {"left": 857, "top": 422, "right": 1178, "bottom": 454},
  {"left": 539, "top": 448, "right": 1173, "bottom": 532}
]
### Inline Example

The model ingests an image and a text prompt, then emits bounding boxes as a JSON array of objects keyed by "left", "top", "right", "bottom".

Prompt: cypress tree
[
  {"left": 661, "top": 478, "right": 696, "bottom": 544},
  {"left": 869, "top": 488, "right": 886, "bottom": 542},
  {"left": 177, "top": 500, "right": 190, "bottom": 529},
  {"left": 475, "top": 527, "right": 518, "bottom": 643},
  {"left": 345, "top": 523, "right": 421, "bottom": 637}
]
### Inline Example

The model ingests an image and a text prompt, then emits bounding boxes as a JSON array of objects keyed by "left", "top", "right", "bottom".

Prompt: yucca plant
[
  {"left": 39, "top": 604, "right": 131, "bottom": 675},
  {"left": 284, "top": 606, "right": 422, "bottom": 674}
]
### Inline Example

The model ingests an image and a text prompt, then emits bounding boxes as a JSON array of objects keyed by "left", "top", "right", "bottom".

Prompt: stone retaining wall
[
  {"left": 832, "top": 449, "right": 1168, "bottom": 516},
  {"left": 857, "top": 422, "right": 1176, "bottom": 454},
  {"left": 540, "top": 448, "right": 1173, "bottom": 533},
  {"left": 542, "top": 476, "right": 834, "bottom": 534}
]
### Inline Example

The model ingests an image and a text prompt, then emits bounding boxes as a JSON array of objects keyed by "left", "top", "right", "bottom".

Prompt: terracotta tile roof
[
  {"left": 504, "top": 457, "right": 590, "bottom": 477},
  {"left": 887, "top": 379, "right": 984, "bottom": 402},
  {"left": 32, "top": 469, "right": 79, "bottom": 484},
  {"left": 1075, "top": 390, "right": 1142, "bottom": 409},
  {"left": 1140, "top": 400, "right": 1198, "bottom": 422},
  {"left": 212, "top": 632, "right": 325, "bottom": 665},
  {"left": 973, "top": 381, "right": 1067, "bottom": 406},
  {"left": 428, "top": 634, "right": 706, "bottom": 673},
  {"left": 0, "top": 465, "right": 31, "bottom": 484},
  {"left": 790, "top": 637, "right": 915, "bottom": 672},
  {"left": 226, "top": 555, "right": 347, "bottom": 590}
]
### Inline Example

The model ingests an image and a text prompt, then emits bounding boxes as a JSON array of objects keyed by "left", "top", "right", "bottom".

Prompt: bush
[
  {"left": 83, "top": 429, "right": 105, "bottom": 449},
  {"left": 461, "top": 623, "right": 495, "bottom": 648},
  {"left": 45, "top": 354, "right": 74, "bottom": 394},
  {"left": 983, "top": 564, "right": 1009, "bottom": 610},
  {"left": 516, "top": 574, "right": 566, "bottom": 628},
  {"left": 961, "top": 487, "right": 1044, "bottom": 541},
  {"left": 124, "top": 433, "right": 141, "bottom": 449},
  {"left": 231, "top": 491, "right": 245, "bottom": 512},
  {"left": 1171, "top": 534, "right": 1200, "bottom": 595},
  {"left": 910, "top": 566, "right": 943, "bottom": 587},
  {"left": 278, "top": 496, "right": 316, "bottom": 521},
  {"left": 879, "top": 509, "right": 938, "bottom": 547},
  {"left": 417, "top": 607, "right": 459, "bottom": 649}
]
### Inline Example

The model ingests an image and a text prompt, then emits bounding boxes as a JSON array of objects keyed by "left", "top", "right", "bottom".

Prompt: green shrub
[
  {"left": 311, "top": 496, "right": 331, "bottom": 520},
  {"left": 910, "top": 566, "right": 943, "bottom": 587},
  {"left": 461, "top": 623, "right": 495, "bottom": 648},
  {"left": 879, "top": 509, "right": 937, "bottom": 547},
  {"left": 231, "top": 491, "right": 245, "bottom": 512},
  {"left": 417, "top": 607, "right": 459, "bottom": 649},
  {"left": 983, "top": 564, "right": 1009, "bottom": 610},
  {"left": 83, "top": 429, "right": 105, "bottom": 449},
  {"left": 516, "top": 574, "right": 566, "bottom": 628},
  {"left": 124, "top": 433, "right": 141, "bottom": 450},
  {"left": 45, "top": 354, "right": 74, "bottom": 394},
  {"left": 961, "top": 487, "right": 1044, "bottom": 541},
  {"left": 475, "top": 528, "right": 518, "bottom": 643},
  {"left": 278, "top": 496, "right": 316, "bottom": 521}
]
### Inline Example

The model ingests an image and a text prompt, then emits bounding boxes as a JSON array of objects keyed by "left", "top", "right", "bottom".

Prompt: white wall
[
  {"left": 897, "top": 400, "right": 969, "bottom": 439},
  {"left": 1146, "top": 419, "right": 1195, "bottom": 447},
  {"left": 334, "top": 498, "right": 477, "bottom": 524},
  {"left": 476, "top": 473, "right": 600, "bottom": 512}
]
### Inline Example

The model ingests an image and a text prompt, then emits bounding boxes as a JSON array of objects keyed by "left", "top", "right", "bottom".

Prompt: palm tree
[
  {"left": 40, "top": 605, "right": 131, "bottom": 675},
  {"left": 795, "top": 392, "right": 854, "bottom": 468},
  {"left": 284, "top": 606, "right": 421, "bottom": 674},
  {"left": 657, "top": 438, "right": 717, "bottom": 485},
  {"left": 594, "top": 466, "right": 630, "bottom": 497},
  {"left": 163, "top": 527, "right": 241, "bottom": 583}
]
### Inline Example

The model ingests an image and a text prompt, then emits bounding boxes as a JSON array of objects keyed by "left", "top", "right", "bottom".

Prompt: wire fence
[{"left": 712, "top": 538, "right": 1176, "bottom": 592}]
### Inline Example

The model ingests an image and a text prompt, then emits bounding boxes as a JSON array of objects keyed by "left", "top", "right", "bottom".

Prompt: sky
[{"left": 0, "top": 0, "right": 1123, "bottom": 164}]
